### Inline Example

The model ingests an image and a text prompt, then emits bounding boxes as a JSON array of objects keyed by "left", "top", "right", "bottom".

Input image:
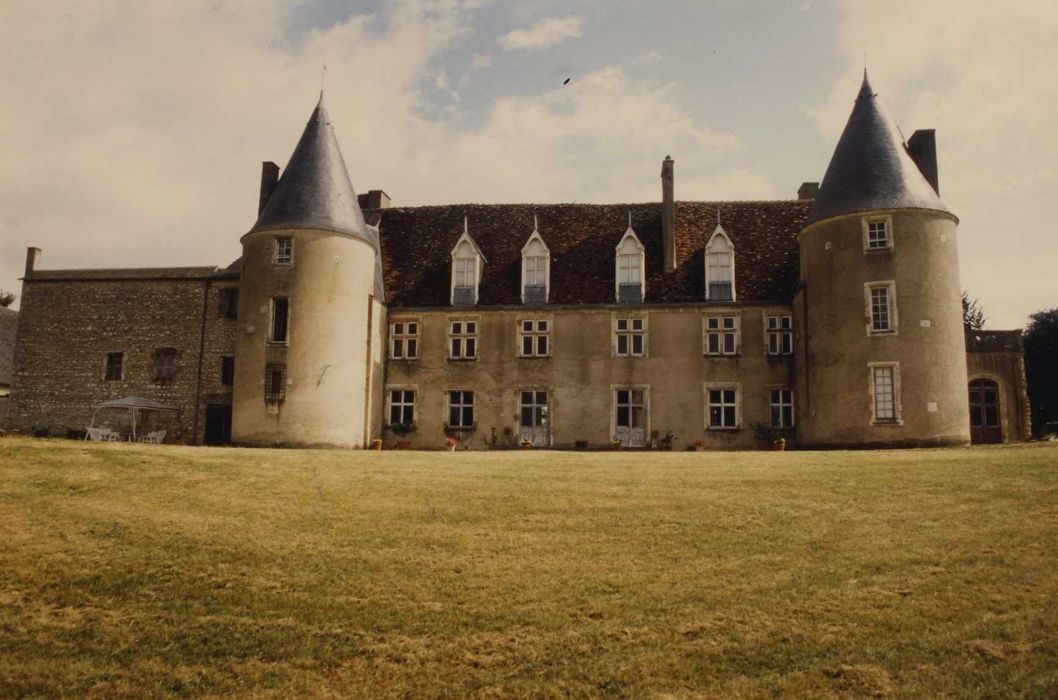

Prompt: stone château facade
[{"left": 6, "top": 75, "right": 1030, "bottom": 448}]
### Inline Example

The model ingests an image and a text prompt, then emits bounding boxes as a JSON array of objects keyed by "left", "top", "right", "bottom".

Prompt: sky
[{"left": 1, "top": 0, "right": 1054, "bottom": 328}]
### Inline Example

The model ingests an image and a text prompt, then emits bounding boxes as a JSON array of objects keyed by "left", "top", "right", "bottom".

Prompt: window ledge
[
  {"left": 447, "top": 357, "right": 478, "bottom": 362},
  {"left": 867, "top": 330, "right": 898, "bottom": 337},
  {"left": 704, "top": 353, "right": 741, "bottom": 358},
  {"left": 870, "top": 419, "right": 903, "bottom": 426},
  {"left": 266, "top": 341, "right": 289, "bottom": 347},
  {"left": 706, "top": 426, "right": 741, "bottom": 431},
  {"left": 864, "top": 247, "right": 893, "bottom": 253},
  {"left": 389, "top": 357, "right": 420, "bottom": 362},
  {"left": 444, "top": 423, "right": 477, "bottom": 432},
  {"left": 518, "top": 355, "right": 552, "bottom": 360}
]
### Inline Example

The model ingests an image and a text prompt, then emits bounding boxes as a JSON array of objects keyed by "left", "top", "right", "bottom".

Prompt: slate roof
[
  {"left": 369, "top": 200, "right": 810, "bottom": 307},
  {"left": 807, "top": 72, "right": 952, "bottom": 225},
  {"left": 966, "top": 329, "right": 1023, "bottom": 353},
  {"left": 27, "top": 267, "right": 227, "bottom": 281},
  {"left": 250, "top": 94, "right": 377, "bottom": 247},
  {"left": 0, "top": 307, "right": 17, "bottom": 387}
]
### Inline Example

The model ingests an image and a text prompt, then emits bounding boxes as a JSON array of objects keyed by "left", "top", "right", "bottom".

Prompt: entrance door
[
  {"left": 969, "top": 379, "right": 1001, "bottom": 444},
  {"left": 204, "top": 404, "right": 232, "bottom": 445},
  {"left": 614, "top": 388, "right": 647, "bottom": 447},
  {"left": 519, "top": 390, "right": 550, "bottom": 447}
]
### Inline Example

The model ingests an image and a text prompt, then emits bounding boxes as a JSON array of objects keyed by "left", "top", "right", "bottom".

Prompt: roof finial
[
  {"left": 627, "top": 210, "right": 633, "bottom": 229},
  {"left": 463, "top": 214, "right": 469, "bottom": 234},
  {"left": 321, "top": 64, "right": 327, "bottom": 95},
  {"left": 716, "top": 206, "right": 722, "bottom": 228},
  {"left": 533, "top": 213, "right": 538, "bottom": 231}
]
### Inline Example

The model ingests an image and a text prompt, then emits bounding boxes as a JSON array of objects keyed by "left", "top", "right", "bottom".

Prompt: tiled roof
[
  {"left": 966, "top": 329, "right": 1023, "bottom": 353},
  {"left": 0, "top": 307, "right": 17, "bottom": 386},
  {"left": 369, "top": 200, "right": 810, "bottom": 307}
]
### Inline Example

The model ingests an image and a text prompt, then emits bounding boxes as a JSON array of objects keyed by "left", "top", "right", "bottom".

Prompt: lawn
[{"left": 0, "top": 438, "right": 1056, "bottom": 698}]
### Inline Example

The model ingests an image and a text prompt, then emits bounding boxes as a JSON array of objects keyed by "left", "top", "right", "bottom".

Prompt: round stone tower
[
  {"left": 231, "top": 94, "right": 384, "bottom": 448},
  {"left": 794, "top": 73, "right": 970, "bottom": 447}
]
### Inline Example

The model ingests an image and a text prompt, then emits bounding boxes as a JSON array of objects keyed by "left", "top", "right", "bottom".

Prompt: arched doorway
[{"left": 969, "top": 378, "right": 1002, "bottom": 444}]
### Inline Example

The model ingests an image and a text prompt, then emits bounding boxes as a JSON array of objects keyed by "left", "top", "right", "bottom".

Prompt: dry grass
[{"left": 1, "top": 437, "right": 1056, "bottom": 698}]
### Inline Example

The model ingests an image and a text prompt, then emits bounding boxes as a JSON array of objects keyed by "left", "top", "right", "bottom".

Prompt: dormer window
[
  {"left": 450, "top": 217, "right": 485, "bottom": 306},
  {"left": 705, "top": 225, "right": 735, "bottom": 301},
  {"left": 615, "top": 217, "right": 645, "bottom": 304},
  {"left": 521, "top": 218, "right": 550, "bottom": 305}
]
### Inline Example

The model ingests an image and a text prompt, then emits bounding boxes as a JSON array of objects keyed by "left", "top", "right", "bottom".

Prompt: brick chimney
[
  {"left": 797, "top": 182, "right": 820, "bottom": 200},
  {"left": 661, "top": 156, "right": 675, "bottom": 272},
  {"left": 258, "top": 161, "right": 280, "bottom": 215},
  {"left": 24, "top": 247, "right": 41, "bottom": 277},
  {"left": 907, "top": 130, "right": 939, "bottom": 194}
]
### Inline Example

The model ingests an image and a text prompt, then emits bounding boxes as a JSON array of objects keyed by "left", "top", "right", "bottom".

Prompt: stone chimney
[
  {"left": 797, "top": 182, "right": 820, "bottom": 200},
  {"left": 258, "top": 161, "right": 280, "bottom": 215},
  {"left": 661, "top": 156, "right": 675, "bottom": 272},
  {"left": 907, "top": 129, "right": 939, "bottom": 194},
  {"left": 357, "top": 190, "right": 391, "bottom": 210},
  {"left": 24, "top": 247, "right": 41, "bottom": 277}
]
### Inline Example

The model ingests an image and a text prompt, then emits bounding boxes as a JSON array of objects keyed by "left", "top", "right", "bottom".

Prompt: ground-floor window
[
  {"left": 613, "top": 387, "right": 647, "bottom": 447},
  {"left": 870, "top": 363, "right": 899, "bottom": 422},
  {"left": 707, "top": 387, "right": 739, "bottom": 429},
  {"left": 770, "top": 387, "right": 793, "bottom": 428},
  {"left": 388, "top": 389, "right": 415, "bottom": 427},
  {"left": 519, "top": 390, "right": 550, "bottom": 446},
  {"left": 447, "top": 390, "right": 474, "bottom": 428}
]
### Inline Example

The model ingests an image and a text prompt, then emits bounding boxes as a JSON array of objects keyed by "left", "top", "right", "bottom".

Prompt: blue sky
[{"left": 1, "top": 0, "right": 1054, "bottom": 328}]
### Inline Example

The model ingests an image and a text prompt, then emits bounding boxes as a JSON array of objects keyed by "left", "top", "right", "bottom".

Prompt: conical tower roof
[
  {"left": 806, "top": 72, "right": 951, "bottom": 225},
  {"left": 249, "top": 94, "right": 376, "bottom": 246}
]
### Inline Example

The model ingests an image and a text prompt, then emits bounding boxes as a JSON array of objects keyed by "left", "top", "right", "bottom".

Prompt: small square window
[
  {"left": 615, "top": 317, "right": 646, "bottom": 357},
  {"left": 153, "top": 348, "right": 177, "bottom": 381},
  {"left": 449, "top": 320, "right": 478, "bottom": 360},
  {"left": 104, "top": 352, "right": 124, "bottom": 381},
  {"left": 274, "top": 238, "right": 293, "bottom": 264},
  {"left": 390, "top": 320, "right": 419, "bottom": 360},
  {"left": 866, "top": 221, "right": 890, "bottom": 250},
  {"left": 519, "top": 319, "right": 550, "bottom": 357},
  {"left": 388, "top": 389, "right": 415, "bottom": 426},
  {"left": 704, "top": 315, "right": 739, "bottom": 356}
]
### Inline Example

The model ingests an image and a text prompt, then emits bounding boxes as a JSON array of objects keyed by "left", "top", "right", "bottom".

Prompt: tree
[
  {"left": 0, "top": 290, "right": 15, "bottom": 308},
  {"left": 962, "top": 291, "right": 985, "bottom": 332},
  {"left": 1024, "top": 307, "right": 1058, "bottom": 436}
]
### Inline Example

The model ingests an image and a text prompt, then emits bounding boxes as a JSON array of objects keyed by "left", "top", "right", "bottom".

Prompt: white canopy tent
[{"left": 87, "top": 396, "right": 177, "bottom": 441}]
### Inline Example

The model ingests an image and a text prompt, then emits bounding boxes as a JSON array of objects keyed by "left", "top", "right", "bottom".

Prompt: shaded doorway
[
  {"left": 969, "top": 379, "right": 1001, "bottom": 444},
  {"left": 204, "top": 404, "right": 232, "bottom": 445}
]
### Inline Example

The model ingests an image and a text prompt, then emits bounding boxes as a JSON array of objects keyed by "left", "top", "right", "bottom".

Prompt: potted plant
[
  {"left": 659, "top": 431, "right": 676, "bottom": 451},
  {"left": 520, "top": 438, "right": 533, "bottom": 449},
  {"left": 371, "top": 437, "right": 383, "bottom": 450},
  {"left": 611, "top": 438, "right": 623, "bottom": 450},
  {"left": 773, "top": 436, "right": 787, "bottom": 451},
  {"left": 692, "top": 438, "right": 705, "bottom": 452},
  {"left": 388, "top": 422, "right": 414, "bottom": 450},
  {"left": 445, "top": 436, "right": 460, "bottom": 452}
]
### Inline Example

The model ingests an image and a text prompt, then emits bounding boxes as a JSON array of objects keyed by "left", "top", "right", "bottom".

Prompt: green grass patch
[{"left": 1, "top": 438, "right": 1056, "bottom": 697}]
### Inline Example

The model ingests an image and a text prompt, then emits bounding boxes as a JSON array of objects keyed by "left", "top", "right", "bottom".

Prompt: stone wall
[{"left": 8, "top": 274, "right": 237, "bottom": 442}]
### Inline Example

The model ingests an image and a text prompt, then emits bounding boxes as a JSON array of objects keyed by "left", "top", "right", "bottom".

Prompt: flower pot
[{"left": 396, "top": 440, "right": 412, "bottom": 450}]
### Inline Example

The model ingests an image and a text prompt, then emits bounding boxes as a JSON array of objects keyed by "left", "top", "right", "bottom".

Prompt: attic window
[
  {"left": 705, "top": 227, "right": 736, "bottom": 301},
  {"left": 521, "top": 225, "right": 550, "bottom": 305},
  {"left": 450, "top": 222, "right": 484, "bottom": 306},
  {"left": 615, "top": 224, "right": 645, "bottom": 304}
]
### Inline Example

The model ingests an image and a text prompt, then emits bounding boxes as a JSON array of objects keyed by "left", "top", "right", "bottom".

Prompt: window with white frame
[
  {"left": 707, "top": 387, "right": 739, "bottom": 429},
  {"left": 521, "top": 230, "right": 550, "bottom": 305},
  {"left": 273, "top": 237, "right": 293, "bottom": 265},
  {"left": 614, "top": 317, "right": 646, "bottom": 356},
  {"left": 519, "top": 319, "right": 550, "bottom": 357},
  {"left": 866, "top": 282, "right": 896, "bottom": 334},
  {"left": 870, "top": 364, "right": 899, "bottom": 423},
  {"left": 705, "top": 227, "right": 736, "bottom": 301},
  {"left": 766, "top": 315, "right": 793, "bottom": 355},
  {"left": 864, "top": 217, "right": 892, "bottom": 251},
  {"left": 447, "top": 390, "right": 475, "bottom": 428},
  {"left": 388, "top": 389, "right": 415, "bottom": 426},
  {"left": 614, "top": 226, "right": 645, "bottom": 304},
  {"left": 389, "top": 320, "right": 419, "bottom": 360},
  {"left": 704, "top": 315, "right": 739, "bottom": 355},
  {"left": 449, "top": 320, "right": 477, "bottom": 359},
  {"left": 770, "top": 387, "right": 794, "bottom": 429},
  {"left": 450, "top": 226, "right": 484, "bottom": 306}
]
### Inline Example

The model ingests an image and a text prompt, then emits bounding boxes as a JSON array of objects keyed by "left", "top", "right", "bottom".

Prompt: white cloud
[
  {"left": 497, "top": 16, "right": 583, "bottom": 51},
  {"left": 814, "top": 0, "right": 1058, "bottom": 328},
  {"left": 0, "top": 1, "right": 763, "bottom": 307}
]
